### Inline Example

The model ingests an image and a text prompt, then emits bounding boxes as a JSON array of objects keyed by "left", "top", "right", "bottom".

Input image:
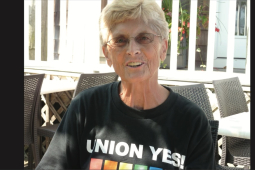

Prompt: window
[{"left": 235, "top": 0, "right": 247, "bottom": 36}]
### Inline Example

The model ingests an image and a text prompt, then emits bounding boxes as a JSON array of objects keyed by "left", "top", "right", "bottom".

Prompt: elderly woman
[{"left": 36, "top": 0, "right": 214, "bottom": 169}]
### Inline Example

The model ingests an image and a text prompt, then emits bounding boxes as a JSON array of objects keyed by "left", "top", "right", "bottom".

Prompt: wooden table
[{"left": 218, "top": 112, "right": 250, "bottom": 139}]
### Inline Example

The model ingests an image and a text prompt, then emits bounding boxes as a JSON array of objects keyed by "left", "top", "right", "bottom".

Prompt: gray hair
[{"left": 99, "top": 0, "right": 169, "bottom": 45}]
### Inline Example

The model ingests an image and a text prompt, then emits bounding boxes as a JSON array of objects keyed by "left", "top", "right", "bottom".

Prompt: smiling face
[{"left": 102, "top": 19, "right": 168, "bottom": 83}]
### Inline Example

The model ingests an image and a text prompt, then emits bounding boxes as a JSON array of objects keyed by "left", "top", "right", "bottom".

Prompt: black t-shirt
[{"left": 36, "top": 81, "right": 215, "bottom": 170}]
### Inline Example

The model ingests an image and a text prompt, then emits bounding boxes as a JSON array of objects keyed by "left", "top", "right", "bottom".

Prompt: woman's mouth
[{"left": 127, "top": 62, "right": 143, "bottom": 67}]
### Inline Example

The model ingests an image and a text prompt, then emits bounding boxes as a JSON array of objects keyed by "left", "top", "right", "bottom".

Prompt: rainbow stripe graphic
[{"left": 89, "top": 158, "right": 162, "bottom": 170}]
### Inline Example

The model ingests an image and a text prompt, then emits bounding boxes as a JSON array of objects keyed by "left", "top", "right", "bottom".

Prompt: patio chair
[
  {"left": 212, "top": 77, "right": 250, "bottom": 168},
  {"left": 35, "top": 72, "right": 118, "bottom": 165},
  {"left": 170, "top": 83, "right": 226, "bottom": 164},
  {"left": 24, "top": 74, "right": 45, "bottom": 169},
  {"left": 169, "top": 84, "right": 243, "bottom": 169},
  {"left": 73, "top": 72, "right": 119, "bottom": 97},
  {"left": 170, "top": 84, "right": 214, "bottom": 120},
  {"left": 208, "top": 120, "right": 244, "bottom": 170}
]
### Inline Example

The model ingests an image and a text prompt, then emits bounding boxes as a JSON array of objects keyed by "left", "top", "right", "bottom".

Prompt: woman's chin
[{"left": 121, "top": 73, "right": 155, "bottom": 83}]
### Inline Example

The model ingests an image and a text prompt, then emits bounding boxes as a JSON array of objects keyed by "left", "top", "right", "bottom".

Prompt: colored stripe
[
  {"left": 90, "top": 158, "right": 103, "bottom": 170},
  {"left": 134, "top": 164, "right": 148, "bottom": 170},
  {"left": 149, "top": 167, "right": 162, "bottom": 170},
  {"left": 104, "top": 160, "right": 118, "bottom": 170},
  {"left": 119, "top": 162, "right": 133, "bottom": 170}
]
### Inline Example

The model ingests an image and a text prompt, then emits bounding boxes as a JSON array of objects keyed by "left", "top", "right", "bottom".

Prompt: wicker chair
[
  {"left": 212, "top": 77, "right": 250, "bottom": 168},
  {"left": 170, "top": 84, "right": 243, "bottom": 169},
  {"left": 209, "top": 120, "right": 244, "bottom": 170},
  {"left": 170, "top": 84, "right": 218, "bottom": 161},
  {"left": 35, "top": 72, "right": 118, "bottom": 166},
  {"left": 170, "top": 84, "right": 214, "bottom": 120},
  {"left": 73, "top": 72, "right": 119, "bottom": 98},
  {"left": 24, "top": 74, "right": 45, "bottom": 169}
]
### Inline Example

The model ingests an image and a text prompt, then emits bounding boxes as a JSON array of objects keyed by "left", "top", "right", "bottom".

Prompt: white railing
[
  {"left": 24, "top": 0, "right": 250, "bottom": 86},
  {"left": 160, "top": 0, "right": 250, "bottom": 86},
  {"left": 206, "top": 0, "right": 216, "bottom": 72}
]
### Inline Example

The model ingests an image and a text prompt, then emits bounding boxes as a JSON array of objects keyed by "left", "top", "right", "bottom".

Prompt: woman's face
[{"left": 103, "top": 19, "right": 167, "bottom": 83}]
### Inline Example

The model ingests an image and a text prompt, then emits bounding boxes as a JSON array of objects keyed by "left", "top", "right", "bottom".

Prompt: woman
[{"left": 36, "top": 0, "right": 214, "bottom": 169}]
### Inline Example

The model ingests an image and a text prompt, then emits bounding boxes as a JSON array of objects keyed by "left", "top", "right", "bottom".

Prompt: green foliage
[
  {"left": 162, "top": 0, "right": 209, "bottom": 54},
  {"left": 161, "top": 0, "right": 210, "bottom": 68},
  {"left": 160, "top": 60, "right": 167, "bottom": 69}
]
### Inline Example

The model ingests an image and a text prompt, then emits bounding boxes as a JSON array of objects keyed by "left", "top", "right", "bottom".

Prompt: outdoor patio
[{"left": 24, "top": 0, "right": 250, "bottom": 169}]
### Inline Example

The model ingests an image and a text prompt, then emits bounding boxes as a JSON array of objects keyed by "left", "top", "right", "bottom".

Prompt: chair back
[
  {"left": 212, "top": 77, "right": 248, "bottom": 118},
  {"left": 24, "top": 74, "right": 45, "bottom": 145},
  {"left": 73, "top": 72, "right": 118, "bottom": 98},
  {"left": 170, "top": 84, "right": 214, "bottom": 120}
]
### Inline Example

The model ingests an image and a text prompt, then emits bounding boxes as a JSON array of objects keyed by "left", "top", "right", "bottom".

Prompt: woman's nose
[{"left": 126, "top": 38, "right": 141, "bottom": 56}]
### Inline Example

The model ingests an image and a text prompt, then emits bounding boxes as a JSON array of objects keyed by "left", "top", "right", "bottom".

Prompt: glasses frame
[{"left": 105, "top": 33, "right": 162, "bottom": 47}]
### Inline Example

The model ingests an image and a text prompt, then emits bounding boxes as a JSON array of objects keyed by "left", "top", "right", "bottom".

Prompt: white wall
[{"left": 214, "top": 0, "right": 247, "bottom": 69}]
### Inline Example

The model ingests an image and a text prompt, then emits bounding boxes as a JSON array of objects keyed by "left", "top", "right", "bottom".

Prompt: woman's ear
[
  {"left": 102, "top": 45, "right": 112, "bottom": 67},
  {"left": 160, "top": 39, "right": 168, "bottom": 61}
]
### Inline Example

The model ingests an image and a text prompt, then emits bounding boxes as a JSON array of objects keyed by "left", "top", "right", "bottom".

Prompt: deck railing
[{"left": 24, "top": 0, "right": 250, "bottom": 86}]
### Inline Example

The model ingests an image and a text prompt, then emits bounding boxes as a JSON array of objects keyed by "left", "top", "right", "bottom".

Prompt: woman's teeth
[{"left": 128, "top": 62, "right": 142, "bottom": 67}]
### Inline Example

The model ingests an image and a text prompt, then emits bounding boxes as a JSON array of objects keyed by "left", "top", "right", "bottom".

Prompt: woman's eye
[
  {"left": 115, "top": 38, "right": 126, "bottom": 43},
  {"left": 137, "top": 34, "right": 152, "bottom": 44},
  {"left": 137, "top": 36, "right": 149, "bottom": 41},
  {"left": 141, "top": 36, "right": 149, "bottom": 40}
]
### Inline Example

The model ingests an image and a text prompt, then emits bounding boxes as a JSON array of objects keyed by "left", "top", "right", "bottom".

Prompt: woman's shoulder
[
  {"left": 171, "top": 93, "right": 210, "bottom": 134},
  {"left": 171, "top": 92, "right": 208, "bottom": 121}
]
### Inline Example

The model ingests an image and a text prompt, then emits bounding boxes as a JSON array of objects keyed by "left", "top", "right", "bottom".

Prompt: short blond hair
[{"left": 99, "top": 0, "right": 169, "bottom": 45}]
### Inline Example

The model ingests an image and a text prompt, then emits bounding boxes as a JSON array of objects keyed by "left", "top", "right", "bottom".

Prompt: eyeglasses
[{"left": 106, "top": 33, "right": 162, "bottom": 47}]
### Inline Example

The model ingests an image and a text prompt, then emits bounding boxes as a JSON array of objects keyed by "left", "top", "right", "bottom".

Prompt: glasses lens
[
  {"left": 109, "top": 37, "right": 128, "bottom": 47},
  {"left": 135, "top": 33, "right": 154, "bottom": 44},
  {"left": 107, "top": 33, "right": 157, "bottom": 47}
]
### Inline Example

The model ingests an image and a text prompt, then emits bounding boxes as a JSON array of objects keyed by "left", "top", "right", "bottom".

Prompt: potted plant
[{"left": 160, "top": 0, "right": 209, "bottom": 69}]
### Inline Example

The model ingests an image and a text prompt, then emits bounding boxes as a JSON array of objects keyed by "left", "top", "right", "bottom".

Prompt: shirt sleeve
[
  {"left": 35, "top": 100, "right": 82, "bottom": 170},
  {"left": 184, "top": 106, "right": 215, "bottom": 170}
]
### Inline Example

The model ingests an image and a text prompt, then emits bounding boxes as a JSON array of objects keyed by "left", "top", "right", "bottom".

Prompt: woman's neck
[{"left": 119, "top": 80, "right": 170, "bottom": 110}]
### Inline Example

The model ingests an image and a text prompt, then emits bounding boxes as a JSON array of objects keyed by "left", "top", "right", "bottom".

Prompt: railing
[
  {"left": 24, "top": 0, "right": 250, "bottom": 86},
  {"left": 24, "top": 0, "right": 102, "bottom": 69}
]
